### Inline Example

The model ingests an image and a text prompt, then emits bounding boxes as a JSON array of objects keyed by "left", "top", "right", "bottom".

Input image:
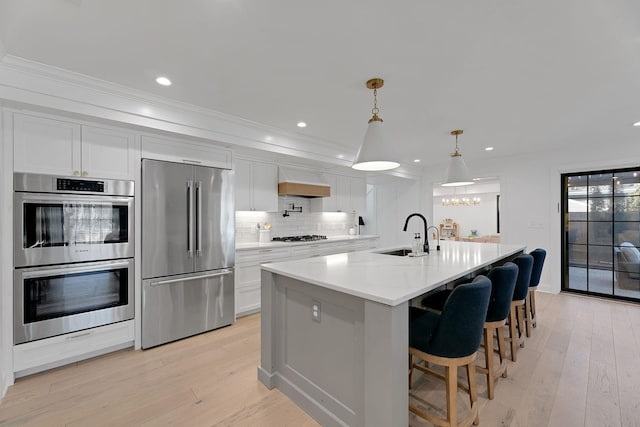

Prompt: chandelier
[{"left": 442, "top": 196, "right": 481, "bottom": 206}]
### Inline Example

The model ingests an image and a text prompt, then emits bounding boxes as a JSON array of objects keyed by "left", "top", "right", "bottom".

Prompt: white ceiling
[{"left": 1, "top": 0, "right": 640, "bottom": 169}]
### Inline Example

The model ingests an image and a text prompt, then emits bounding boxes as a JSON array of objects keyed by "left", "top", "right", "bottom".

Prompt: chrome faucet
[{"left": 403, "top": 213, "right": 430, "bottom": 254}]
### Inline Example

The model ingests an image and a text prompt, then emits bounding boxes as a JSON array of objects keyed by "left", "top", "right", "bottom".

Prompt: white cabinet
[
  {"left": 141, "top": 134, "right": 232, "bottom": 169},
  {"left": 13, "top": 113, "right": 81, "bottom": 177},
  {"left": 350, "top": 177, "right": 366, "bottom": 214},
  {"left": 235, "top": 247, "right": 291, "bottom": 316},
  {"left": 311, "top": 174, "right": 367, "bottom": 214},
  {"left": 13, "top": 112, "right": 138, "bottom": 180},
  {"left": 81, "top": 126, "right": 137, "bottom": 180},
  {"left": 13, "top": 320, "right": 134, "bottom": 377},
  {"left": 235, "top": 159, "right": 278, "bottom": 212}
]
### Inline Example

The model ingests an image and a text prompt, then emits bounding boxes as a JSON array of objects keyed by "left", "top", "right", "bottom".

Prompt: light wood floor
[{"left": 1, "top": 292, "right": 639, "bottom": 426}]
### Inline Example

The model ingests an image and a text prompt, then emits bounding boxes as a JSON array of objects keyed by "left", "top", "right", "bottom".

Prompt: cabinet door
[
  {"left": 13, "top": 113, "right": 81, "bottom": 176},
  {"left": 336, "top": 175, "right": 352, "bottom": 212},
  {"left": 81, "top": 126, "right": 137, "bottom": 180},
  {"left": 350, "top": 177, "right": 366, "bottom": 214},
  {"left": 251, "top": 162, "right": 278, "bottom": 212},
  {"left": 235, "top": 159, "right": 253, "bottom": 211}
]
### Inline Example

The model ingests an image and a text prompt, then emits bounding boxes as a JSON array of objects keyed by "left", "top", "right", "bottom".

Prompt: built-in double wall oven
[{"left": 13, "top": 173, "right": 135, "bottom": 344}]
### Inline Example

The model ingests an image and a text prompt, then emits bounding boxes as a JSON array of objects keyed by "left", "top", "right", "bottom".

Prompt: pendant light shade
[
  {"left": 442, "top": 130, "right": 474, "bottom": 187},
  {"left": 352, "top": 78, "right": 400, "bottom": 171}
]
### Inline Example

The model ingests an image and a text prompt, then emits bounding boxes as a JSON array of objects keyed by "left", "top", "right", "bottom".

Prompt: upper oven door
[{"left": 14, "top": 192, "right": 134, "bottom": 267}]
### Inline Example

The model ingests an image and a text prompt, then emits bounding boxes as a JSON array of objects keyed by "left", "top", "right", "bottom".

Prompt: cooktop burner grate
[{"left": 272, "top": 235, "right": 328, "bottom": 242}]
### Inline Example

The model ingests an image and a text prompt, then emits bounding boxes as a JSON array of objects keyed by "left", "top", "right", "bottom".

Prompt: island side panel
[
  {"left": 363, "top": 299, "right": 409, "bottom": 427},
  {"left": 259, "top": 270, "right": 366, "bottom": 427},
  {"left": 258, "top": 268, "right": 277, "bottom": 388}
]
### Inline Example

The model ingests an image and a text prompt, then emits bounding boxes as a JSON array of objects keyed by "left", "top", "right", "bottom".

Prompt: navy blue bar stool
[
  {"left": 507, "top": 254, "right": 533, "bottom": 362},
  {"left": 409, "top": 275, "right": 491, "bottom": 427},
  {"left": 524, "top": 248, "right": 546, "bottom": 336},
  {"left": 477, "top": 262, "right": 518, "bottom": 399},
  {"left": 422, "top": 263, "right": 518, "bottom": 400}
]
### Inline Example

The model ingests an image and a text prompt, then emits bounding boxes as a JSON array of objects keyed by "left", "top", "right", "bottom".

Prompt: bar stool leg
[
  {"left": 530, "top": 289, "right": 537, "bottom": 328},
  {"left": 496, "top": 326, "right": 508, "bottom": 378},
  {"left": 483, "top": 327, "right": 495, "bottom": 399}
]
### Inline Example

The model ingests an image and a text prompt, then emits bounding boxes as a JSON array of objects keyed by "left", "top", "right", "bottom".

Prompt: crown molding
[{"left": 0, "top": 55, "right": 355, "bottom": 167}]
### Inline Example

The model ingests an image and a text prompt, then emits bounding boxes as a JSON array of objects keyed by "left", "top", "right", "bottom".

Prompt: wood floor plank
[{"left": 1, "top": 292, "right": 639, "bottom": 426}]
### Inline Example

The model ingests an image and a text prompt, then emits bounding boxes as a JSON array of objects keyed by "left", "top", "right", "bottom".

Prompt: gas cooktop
[{"left": 272, "top": 235, "right": 328, "bottom": 242}]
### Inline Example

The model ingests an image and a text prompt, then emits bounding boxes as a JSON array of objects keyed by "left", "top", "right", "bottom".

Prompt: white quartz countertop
[
  {"left": 262, "top": 241, "right": 526, "bottom": 306},
  {"left": 235, "top": 234, "right": 379, "bottom": 250}
]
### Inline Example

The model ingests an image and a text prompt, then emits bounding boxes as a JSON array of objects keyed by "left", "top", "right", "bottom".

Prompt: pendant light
[
  {"left": 442, "top": 129, "right": 474, "bottom": 187},
  {"left": 352, "top": 78, "right": 400, "bottom": 171}
]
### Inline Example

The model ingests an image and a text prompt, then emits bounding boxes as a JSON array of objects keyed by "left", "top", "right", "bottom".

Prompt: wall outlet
[{"left": 312, "top": 299, "right": 321, "bottom": 323}]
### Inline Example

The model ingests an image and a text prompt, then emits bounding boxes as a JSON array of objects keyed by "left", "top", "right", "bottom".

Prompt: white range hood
[{"left": 278, "top": 167, "right": 330, "bottom": 198}]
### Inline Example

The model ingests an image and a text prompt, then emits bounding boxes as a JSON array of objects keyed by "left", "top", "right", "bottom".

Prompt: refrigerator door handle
[
  {"left": 196, "top": 181, "right": 202, "bottom": 257},
  {"left": 150, "top": 269, "right": 233, "bottom": 286},
  {"left": 187, "top": 180, "right": 194, "bottom": 258}
]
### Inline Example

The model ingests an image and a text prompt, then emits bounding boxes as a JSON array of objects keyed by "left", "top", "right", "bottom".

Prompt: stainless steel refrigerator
[{"left": 141, "top": 159, "right": 235, "bottom": 349}]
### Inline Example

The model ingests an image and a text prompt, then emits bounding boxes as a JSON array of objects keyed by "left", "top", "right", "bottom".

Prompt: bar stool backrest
[
  {"left": 529, "top": 249, "right": 547, "bottom": 287},
  {"left": 430, "top": 275, "right": 491, "bottom": 358},
  {"left": 512, "top": 254, "right": 534, "bottom": 301},
  {"left": 486, "top": 262, "right": 518, "bottom": 322}
]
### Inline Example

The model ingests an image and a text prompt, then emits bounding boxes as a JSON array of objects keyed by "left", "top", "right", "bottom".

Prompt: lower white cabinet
[
  {"left": 235, "top": 247, "right": 291, "bottom": 316},
  {"left": 13, "top": 320, "right": 134, "bottom": 377},
  {"left": 234, "top": 237, "right": 379, "bottom": 316}
]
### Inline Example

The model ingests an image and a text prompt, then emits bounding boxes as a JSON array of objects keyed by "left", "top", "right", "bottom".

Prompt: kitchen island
[{"left": 258, "top": 241, "right": 526, "bottom": 427}]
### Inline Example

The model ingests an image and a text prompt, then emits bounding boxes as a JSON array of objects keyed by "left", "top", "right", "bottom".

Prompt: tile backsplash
[{"left": 235, "top": 196, "right": 357, "bottom": 243}]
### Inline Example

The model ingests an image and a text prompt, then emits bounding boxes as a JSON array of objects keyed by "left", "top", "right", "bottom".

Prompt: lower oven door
[{"left": 14, "top": 259, "right": 134, "bottom": 344}]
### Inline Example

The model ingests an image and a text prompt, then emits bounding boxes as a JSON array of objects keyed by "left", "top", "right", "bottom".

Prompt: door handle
[
  {"left": 196, "top": 181, "right": 202, "bottom": 257},
  {"left": 187, "top": 180, "right": 194, "bottom": 258},
  {"left": 151, "top": 269, "right": 233, "bottom": 286}
]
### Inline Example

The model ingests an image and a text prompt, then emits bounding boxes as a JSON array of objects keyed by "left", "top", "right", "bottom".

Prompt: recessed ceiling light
[
  {"left": 633, "top": 122, "right": 640, "bottom": 127},
  {"left": 297, "top": 122, "right": 307, "bottom": 128},
  {"left": 265, "top": 136, "right": 273, "bottom": 142},
  {"left": 485, "top": 146, "right": 494, "bottom": 151},
  {"left": 155, "top": 76, "right": 171, "bottom": 86},
  {"left": 337, "top": 154, "right": 345, "bottom": 159},
  {"left": 472, "top": 178, "right": 481, "bottom": 181},
  {"left": 413, "top": 159, "right": 421, "bottom": 163}
]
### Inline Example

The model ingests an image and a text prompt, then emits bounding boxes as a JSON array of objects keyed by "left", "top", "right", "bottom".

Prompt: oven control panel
[{"left": 56, "top": 178, "right": 105, "bottom": 192}]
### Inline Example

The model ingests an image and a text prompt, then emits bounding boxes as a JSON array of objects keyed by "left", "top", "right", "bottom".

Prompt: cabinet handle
[
  {"left": 258, "top": 249, "right": 273, "bottom": 253},
  {"left": 82, "top": 171, "right": 88, "bottom": 177},
  {"left": 73, "top": 170, "right": 80, "bottom": 176},
  {"left": 66, "top": 331, "right": 92, "bottom": 340}
]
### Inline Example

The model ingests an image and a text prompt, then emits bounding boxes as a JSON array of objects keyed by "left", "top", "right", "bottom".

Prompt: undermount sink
[{"left": 378, "top": 248, "right": 413, "bottom": 256}]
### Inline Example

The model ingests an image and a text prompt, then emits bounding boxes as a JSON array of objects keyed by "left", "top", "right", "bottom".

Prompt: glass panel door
[{"left": 563, "top": 168, "right": 640, "bottom": 301}]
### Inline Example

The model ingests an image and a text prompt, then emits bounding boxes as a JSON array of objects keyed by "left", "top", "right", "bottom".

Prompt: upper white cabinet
[
  {"left": 141, "top": 135, "right": 232, "bottom": 169},
  {"left": 311, "top": 174, "right": 366, "bottom": 214},
  {"left": 350, "top": 176, "right": 366, "bottom": 214},
  {"left": 235, "top": 159, "right": 278, "bottom": 212},
  {"left": 13, "top": 113, "right": 82, "bottom": 177},
  {"left": 13, "top": 112, "right": 138, "bottom": 180},
  {"left": 81, "top": 126, "right": 137, "bottom": 180}
]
